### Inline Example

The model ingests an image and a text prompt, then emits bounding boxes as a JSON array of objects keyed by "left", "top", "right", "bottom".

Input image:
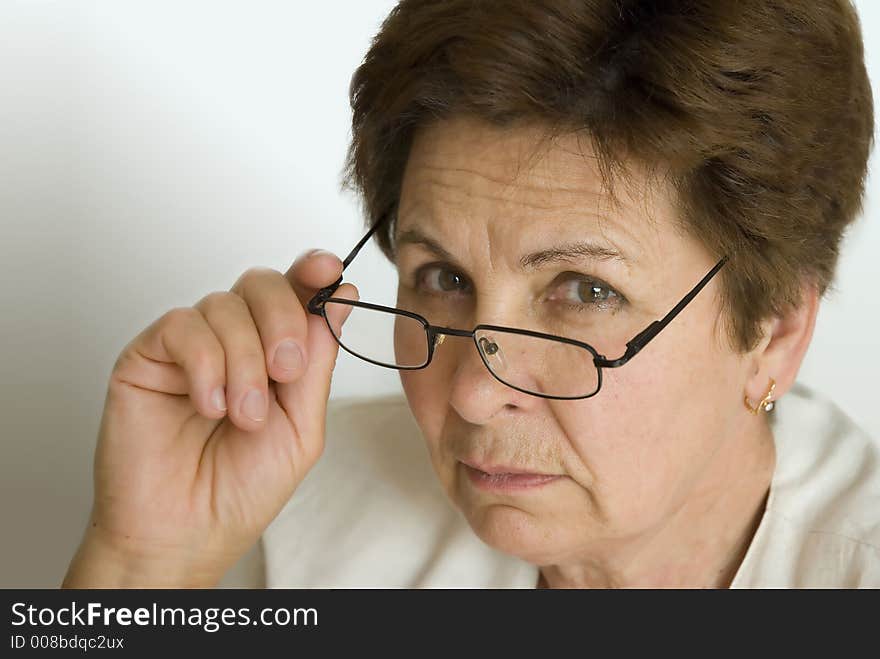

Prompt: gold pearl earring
[{"left": 744, "top": 378, "right": 776, "bottom": 415}]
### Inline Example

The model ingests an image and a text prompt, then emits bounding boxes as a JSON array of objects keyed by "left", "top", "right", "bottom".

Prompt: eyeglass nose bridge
[
  {"left": 428, "top": 325, "right": 475, "bottom": 351},
  {"left": 427, "top": 324, "right": 574, "bottom": 398},
  {"left": 428, "top": 325, "right": 508, "bottom": 372},
  {"left": 419, "top": 321, "right": 607, "bottom": 400}
]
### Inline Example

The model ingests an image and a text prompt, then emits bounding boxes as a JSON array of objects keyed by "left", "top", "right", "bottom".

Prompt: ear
[{"left": 744, "top": 279, "right": 820, "bottom": 410}]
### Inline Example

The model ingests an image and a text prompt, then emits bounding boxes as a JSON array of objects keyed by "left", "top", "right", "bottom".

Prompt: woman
[{"left": 63, "top": 0, "right": 878, "bottom": 588}]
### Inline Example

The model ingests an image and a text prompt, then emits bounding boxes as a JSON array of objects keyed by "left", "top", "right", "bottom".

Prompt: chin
[{"left": 462, "top": 501, "right": 571, "bottom": 566}]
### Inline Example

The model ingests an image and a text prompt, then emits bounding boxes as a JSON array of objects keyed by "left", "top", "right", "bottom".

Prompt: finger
[
  {"left": 194, "top": 291, "right": 270, "bottom": 432},
  {"left": 274, "top": 281, "right": 359, "bottom": 445},
  {"left": 119, "top": 307, "right": 228, "bottom": 420},
  {"left": 284, "top": 249, "right": 345, "bottom": 309},
  {"left": 230, "top": 267, "right": 310, "bottom": 384}
]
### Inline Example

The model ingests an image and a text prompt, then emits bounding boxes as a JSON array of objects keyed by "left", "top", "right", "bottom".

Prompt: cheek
[
  {"left": 399, "top": 369, "right": 446, "bottom": 448},
  {"left": 393, "top": 311, "right": 449, "bottom": 442},
  {"left": 396, "top": 317, "right": 460, "bottom": 425},
  {"left": 399, "top": 368, "right": 463, "bottom": 498},
  {"left": 562, "top": 331, "right": 745, "bottom": 530},
  {"left": 393, "top": 313, "right": 432, "bottom": 367}
]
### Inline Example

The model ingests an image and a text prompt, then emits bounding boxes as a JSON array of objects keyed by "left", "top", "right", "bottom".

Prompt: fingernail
[
  {"left": 211, "top": 386, "right": 227, "bottom": 411},
  {"left": 273, "top": 340, "right": 304, "bottom": 372},
  {"left": 241, "top": 389, "right": 266, "bottom": 422},
  {"left": 297, "top": 248, "right": 335, "bottom": 264}
]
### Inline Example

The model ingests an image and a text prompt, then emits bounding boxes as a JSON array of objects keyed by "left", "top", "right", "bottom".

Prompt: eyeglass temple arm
[
  {"left": 598, "top": 256, "right": 728, "bottom": 369},
  {"left": 307, "top": 213, "right": 390, "bottom": 315}
]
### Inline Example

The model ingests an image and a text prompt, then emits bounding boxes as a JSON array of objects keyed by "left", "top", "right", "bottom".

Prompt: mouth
[{"left": 459, "top": 460, "right": 563, "bottom": 493}]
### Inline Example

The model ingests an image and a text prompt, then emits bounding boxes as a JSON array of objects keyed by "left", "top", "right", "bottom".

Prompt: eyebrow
[{"left": 394, "top": 227, "right": 629, "bottom": 270}]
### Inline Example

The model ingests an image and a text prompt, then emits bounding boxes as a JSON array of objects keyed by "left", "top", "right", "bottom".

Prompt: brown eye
[
  {"left": 550, "top": 275, "right": 623, "bottom": 311},
  {"left": 577, "top": 280, "right": 616, "bottom": 303},
  {"left": 417, "top": 265, "right": 470, "bottom": 294},
  {"left": 437, "top": 269, "right": 466, "bottom": 291}
]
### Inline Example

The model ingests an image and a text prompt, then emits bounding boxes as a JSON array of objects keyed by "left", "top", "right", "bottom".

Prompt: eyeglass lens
[{"left": 323, "top": 300, "right": 600, "bottom": 397}]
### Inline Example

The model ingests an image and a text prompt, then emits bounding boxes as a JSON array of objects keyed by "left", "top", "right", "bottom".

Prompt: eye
[
  {"left": 549, "top": 275, "right": 623, "bottom": 311},
  {"left": 408, "top": 264, "right": 622, "bottom": 311},
  {"left": 414, "top": 264, "right": 471, "bottom": 295}
]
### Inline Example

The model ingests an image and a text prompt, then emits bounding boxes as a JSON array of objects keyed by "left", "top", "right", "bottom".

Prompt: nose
[{"left": 439, "top": 332, "right": 538, "bottom": 425}]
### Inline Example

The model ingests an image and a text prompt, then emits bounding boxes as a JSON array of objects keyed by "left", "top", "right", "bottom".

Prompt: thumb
[{"left": 274, "top": 282, "right": 359, "bottom": 443}]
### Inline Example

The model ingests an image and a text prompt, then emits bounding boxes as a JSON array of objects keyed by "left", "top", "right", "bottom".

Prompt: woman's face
[{"left": 394, "top": 116, "right": 759, "bottom": 566}]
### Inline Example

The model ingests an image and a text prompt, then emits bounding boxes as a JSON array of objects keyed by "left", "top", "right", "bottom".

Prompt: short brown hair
[{"left": 343, "top": 0, "right": 874, "bottom": 352}]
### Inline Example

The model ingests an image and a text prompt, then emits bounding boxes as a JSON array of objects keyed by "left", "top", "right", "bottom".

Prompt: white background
[{"left": 1, "top": 1, "right": 877, "bottom": 587}]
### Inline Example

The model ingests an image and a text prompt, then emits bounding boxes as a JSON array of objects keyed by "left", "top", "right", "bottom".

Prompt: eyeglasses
[{"left": 308, "top": 213, "right": 727, "bottom": 400}]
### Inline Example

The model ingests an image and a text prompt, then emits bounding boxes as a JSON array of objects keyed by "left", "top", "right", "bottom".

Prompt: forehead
[{"left": 397, "top": 116, "right": 676, "bottom": 261}]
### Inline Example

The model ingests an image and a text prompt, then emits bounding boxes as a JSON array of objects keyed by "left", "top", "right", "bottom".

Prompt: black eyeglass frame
[{"left": 308, "top": 213, "right": 728, "bottom": 400}]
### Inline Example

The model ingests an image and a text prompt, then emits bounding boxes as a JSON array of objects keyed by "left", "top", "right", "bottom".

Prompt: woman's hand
[{"left": 62, "top": 250, "right": 357, "bottom": 587}]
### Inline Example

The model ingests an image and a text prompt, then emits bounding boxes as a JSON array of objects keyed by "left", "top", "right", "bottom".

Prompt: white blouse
[{"left": 220, "top": 381, "right": 880, "bottom": 588}]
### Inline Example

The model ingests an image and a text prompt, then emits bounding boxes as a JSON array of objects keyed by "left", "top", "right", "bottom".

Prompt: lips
[{"left": 459, "top": 460, "right": 563, "bottom": 492}]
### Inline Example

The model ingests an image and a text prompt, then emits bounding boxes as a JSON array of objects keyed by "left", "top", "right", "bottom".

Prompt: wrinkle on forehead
[
  {"left": 402, "top": 164, "right": 615, "bottom": 212},
  {"left": 397, "top": 116, "right": 676, "bottom": 269},
  {"left": 405, "top": 116, "right": 666, "bottom": 205}
]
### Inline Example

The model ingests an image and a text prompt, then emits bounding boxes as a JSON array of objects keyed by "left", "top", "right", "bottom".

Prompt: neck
[{"left": 538, "top": 416, "right": 776, "bottom": 589}]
